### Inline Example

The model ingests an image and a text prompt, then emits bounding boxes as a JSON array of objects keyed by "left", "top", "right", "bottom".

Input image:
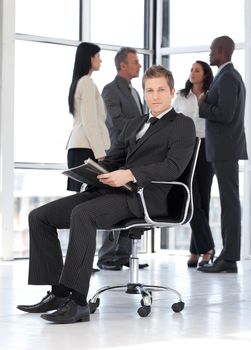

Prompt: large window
[
  {"left": 15, "top": 0, "right": 80, "bottom": 40},
  {"left": 90, "top": 0, "right": 146, "bottom": 48},
  {"left": 12, "top": 0, "right": 153, "bottom": 258},
  {"left": 168, "top": 0, "right": 244, "bottom": 47},
  {"left": 2, "top": 0, "right": 247, "bottom": 258},
  {"left": 15, "top": 41, "right": 74, "bottom": 163}
]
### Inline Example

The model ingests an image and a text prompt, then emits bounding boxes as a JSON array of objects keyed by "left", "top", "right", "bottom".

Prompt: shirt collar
[
  {"left": 149, "top": 107, "right": 172, "bottom": 120},
  {"left": 218, "top": 61, "right": 232, "bottom": 74}
]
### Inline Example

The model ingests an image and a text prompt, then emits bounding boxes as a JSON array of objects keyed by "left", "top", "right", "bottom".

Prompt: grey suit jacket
[
  {"left": 102, "top": 75, "right": 144, "bottom": 148},
  {"left": 199, "top": 63, "right": 248, "bottom": 161},
  {"left": 101, "top": 108, "right": 196, "bottom": 218}
]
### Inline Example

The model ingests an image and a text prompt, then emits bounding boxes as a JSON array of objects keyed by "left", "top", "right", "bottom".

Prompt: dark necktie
[
  {"left": 128, "top": 83, "right": 142, "bottom": 113},
  {"left": 148, "top": 117, "right": 159, "bottom": 127},
  {"left": 135, "top": 117, "right": 159, "bottom": 142}
]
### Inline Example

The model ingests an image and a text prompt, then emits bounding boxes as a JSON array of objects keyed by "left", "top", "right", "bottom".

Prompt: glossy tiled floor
[{"left": 1, "top": 252, "right": 251, "bottom": 350}]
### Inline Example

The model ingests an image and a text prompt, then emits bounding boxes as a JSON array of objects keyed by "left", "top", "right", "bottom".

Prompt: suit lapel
[
  {"left": 127, "top": 109, "right": 177, "bottom": 158},
  {"left": 116, "top": 75, "right": 143, "bottom": 113},
  {"left": 129, "top": 115, "right": 148, "bottom": 149},
  {"left": 116, "top": 76, "right": 134, "bottom": 102},
  {"left": 212, "top": 63, "right": 234, "bottom": 85}
]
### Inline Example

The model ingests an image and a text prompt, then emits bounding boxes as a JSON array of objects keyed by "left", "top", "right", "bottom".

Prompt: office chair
[{"left": 89, "top": 138, "right": 201, "bottom": 317}]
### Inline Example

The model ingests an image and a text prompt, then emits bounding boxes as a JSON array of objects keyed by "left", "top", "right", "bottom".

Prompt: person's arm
[
  {"left": 172, "top": 93, "right": 181, "bottom": 112},
  {"left": 102, "top": 84, "right": 131, "bottom": 133},
  {"left": 99, "top": 124, "right": 129, "bottom": 172},
  {"left": 199, "top": 73, "right": 239, "bottom": 124},
  {"left": 78, "top": 77, "right": 108, "bottom": 158},
  {"left": 97, "top": 169, "right": 134, "bottom": 188}
]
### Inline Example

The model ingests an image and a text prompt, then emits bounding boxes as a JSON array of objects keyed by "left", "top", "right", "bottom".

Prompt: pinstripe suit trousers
[{"left": 28, "top": 189, "right": 140, "bottom": 296}]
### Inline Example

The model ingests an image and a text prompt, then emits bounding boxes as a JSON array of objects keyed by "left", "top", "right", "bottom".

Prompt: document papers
[{"left": 62, "top": 158, "right": 133, "bottom": 192}]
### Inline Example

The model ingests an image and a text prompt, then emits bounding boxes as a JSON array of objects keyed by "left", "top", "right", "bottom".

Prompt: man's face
[
  {"left": 123, "top": 53, "right": 141, "bottom": 79},
  {"left": 209, "top": 40, "right": 221, "bottom": 66},
  {"left": 144, "top": 77, "right": 175, "bottom": 117}
]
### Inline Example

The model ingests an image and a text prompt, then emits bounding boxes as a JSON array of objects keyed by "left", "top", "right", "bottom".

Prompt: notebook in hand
[{"left": 62, "top": 158, "right": 133, "bottom": 192}]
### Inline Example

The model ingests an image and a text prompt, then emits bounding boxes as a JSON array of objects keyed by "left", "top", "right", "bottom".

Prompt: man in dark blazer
[
  {"left": 17, "top": 65, "right": 196, "bottom": 324},
  {"left": 198, "top": 36, "right": 248, "bottom": 273},
  {"left": 98, "top": 47, "right": 147, "bottom": 271}
]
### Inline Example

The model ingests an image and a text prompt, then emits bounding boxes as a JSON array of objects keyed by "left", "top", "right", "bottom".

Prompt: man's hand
[
  {"left": 198, "top": 92, "right": 207, "bottom": 105},
  {"left": 97, "top": 169, "right": 134, "bottom": 188}
]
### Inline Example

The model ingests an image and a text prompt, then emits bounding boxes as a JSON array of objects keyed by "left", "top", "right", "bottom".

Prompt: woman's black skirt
[{"left": 67, "top": 148, "right": 96, "bottom": 192}]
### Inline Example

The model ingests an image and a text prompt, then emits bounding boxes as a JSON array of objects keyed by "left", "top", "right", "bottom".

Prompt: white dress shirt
[
  {"left": 136, "top": 107, "right": 173, "bottom": 140},
  {"left": 173, "top": 90, "right": 205, "bottom": 138},
  {"left": 133, "top": 107, "right": 172, "bottom": 182}
]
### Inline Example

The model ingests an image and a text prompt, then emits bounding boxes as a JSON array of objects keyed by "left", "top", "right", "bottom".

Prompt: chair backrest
[
  {"left": 100, "top": 137, "right": 200, "bottom": 232},
  {"left": 166, "top": 137, "right": 201, "bottom": 224}
]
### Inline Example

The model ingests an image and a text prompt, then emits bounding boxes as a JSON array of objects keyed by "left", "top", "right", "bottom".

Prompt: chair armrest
[{"left": 137, "top": 181, "right": 191, "bottom": 227}]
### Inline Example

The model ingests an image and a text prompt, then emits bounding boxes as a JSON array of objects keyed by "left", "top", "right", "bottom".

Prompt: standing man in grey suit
[
  {"left": 17, "top": 65, "right": 196, "bottom": 324},
  {"left": 97, "top": 47, "right": 147, "bottom": 271},
  {"left": 198, "top": 36, "right": 248, "bottom": 273}
]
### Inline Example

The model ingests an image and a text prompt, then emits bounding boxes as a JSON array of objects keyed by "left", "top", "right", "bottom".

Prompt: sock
[
  {"left": 52, "top": 284, "right": 70, "bottom": 298},
  {"left": 70, "top": 290, "right": 87, "bottom": 306}
]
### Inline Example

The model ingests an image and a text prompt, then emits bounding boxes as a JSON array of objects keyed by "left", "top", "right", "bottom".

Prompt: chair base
[
  {"left": 89, "top": 236, "right": 185, "bottom": 317},
  {"left": 88, "top": 282, "right": 185, "bottom": 317}
]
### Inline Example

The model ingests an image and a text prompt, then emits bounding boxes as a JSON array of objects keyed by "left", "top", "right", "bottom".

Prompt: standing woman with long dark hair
[
  {"left": 66, "top": 42, "right": 110, "bottom": 192},
  {"left": 173, "top": 60, "right": 215, "bottom": 268}
]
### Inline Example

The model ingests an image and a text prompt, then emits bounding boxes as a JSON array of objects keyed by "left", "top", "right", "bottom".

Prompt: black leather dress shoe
[
  {"left": 41, "top": 299, "right": 90, "bottom": 324},
  {"left": 91, "top": 268, "right": 100, "bottom": 274},
  {"left": 123, "top": 262, "right": 149, "bottom": 269},
  {"left": 98, "top": 262, "right": 122, "bottom": 271},
  {"left": 197, "top": 259, "right": 237, "bottom": 273},
  {"left": 17, "top": 291, "right": 70, "bottom": 313},
  {"left": 98, "top": 262, "right": 149, "bottom": 271}
]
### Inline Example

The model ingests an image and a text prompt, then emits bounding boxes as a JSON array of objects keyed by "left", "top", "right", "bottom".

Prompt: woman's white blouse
[{"left": 173, "top": 90, "right": 205, "bottom": 138}]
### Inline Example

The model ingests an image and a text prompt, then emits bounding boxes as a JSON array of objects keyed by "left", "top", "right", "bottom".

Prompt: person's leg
[
  {"left": 97, "top": 229, "right": 131, "bottom": 266},
  {"left": 28, "top": 191, "right": 94, "bottom": 286},
  {"left": 67, "top": 148, "right": 96, "bottom": 192},
  {"left": 198, "top": 161, "right": 240, "bottom": 273},
  {"left": 60, "top": 191, "right": 139, "bottom": 296},
  {"left": 97, "top": 230, "right": 120, "bottom": 265},
  {"left": 20, "top": 190, "right": 142, "bottom": 320},
  {"left": 213, "top": 161, "right": 241, "bottom": 261},
  {"left": 189, "top": 141, "right": 215, "bottom": 254},
  {"left": 113, "top": 231, "right": 132, "bottom": 264},
  {"left": 45, "top": 191, "right": 140, "bottom": 323},
  {"left": 18, "top": 191, "right": 97, "bottom": 313}
]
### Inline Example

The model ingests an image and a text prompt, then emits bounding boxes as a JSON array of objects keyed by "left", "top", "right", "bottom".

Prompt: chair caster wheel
[
  {"left": 171, "top": 301, "right": 185, "bottom": 313},
  {"left": 88, "top": 297, "right": 100, "bottom": 314},
  {"left": 137, "top": 305, "right": 151, "bottom": 317}
]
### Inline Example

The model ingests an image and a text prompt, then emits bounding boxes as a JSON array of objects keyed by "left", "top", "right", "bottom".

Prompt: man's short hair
[
  {"left": 142, "top": 65, "right": 174, "bottom": 91},
  {"left": 114, "top": 47, "right": 137, "bottom": 72},
  {"left": 213, "top": 35, "right": 235, "bottom": 58}
]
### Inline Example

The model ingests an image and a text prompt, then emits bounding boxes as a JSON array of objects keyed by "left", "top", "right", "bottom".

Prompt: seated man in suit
[{"left": 17, "top": 65, "right": 196, "bottom": 324}]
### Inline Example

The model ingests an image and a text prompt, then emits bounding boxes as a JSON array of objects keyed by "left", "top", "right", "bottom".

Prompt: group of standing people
[
  {"left": 16, "top": 35, "right": 248, "bottom": 324},
  {"left": 65, "top": 35, "right": 248, "bottom": 274}
]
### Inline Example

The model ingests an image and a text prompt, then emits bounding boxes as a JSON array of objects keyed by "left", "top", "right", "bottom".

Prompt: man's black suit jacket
[
  {"left": 199, "top": 63, "right": 248, "bottom": 161},
  {"left": 100, "top": 108, "right": 196, "bottom": 218}
]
